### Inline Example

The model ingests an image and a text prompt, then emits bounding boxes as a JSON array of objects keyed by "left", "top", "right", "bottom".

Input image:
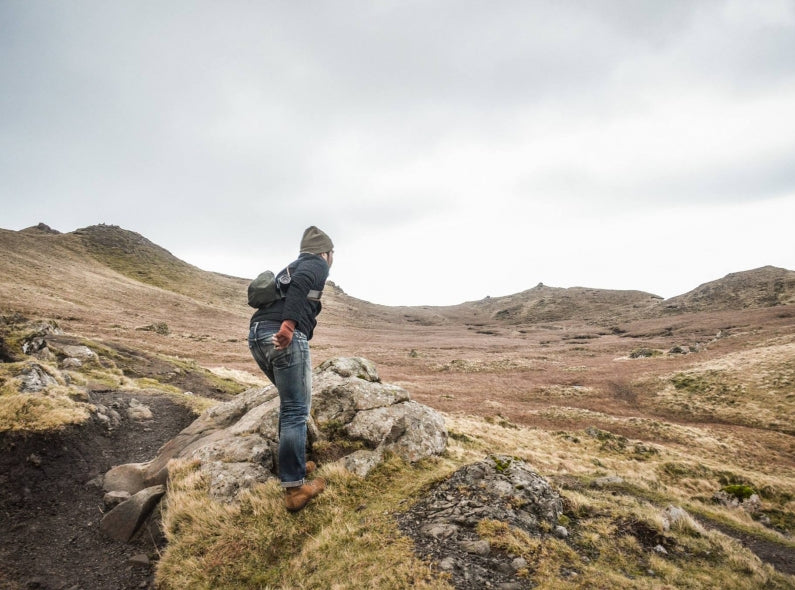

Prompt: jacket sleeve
[{"left": 281, "top": 257, "right": 328, "bottom": 323}]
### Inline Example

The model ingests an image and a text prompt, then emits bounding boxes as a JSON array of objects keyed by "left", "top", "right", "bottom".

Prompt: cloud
[{"left": 1, "top": 1, "right": 794, "bottom": 305}]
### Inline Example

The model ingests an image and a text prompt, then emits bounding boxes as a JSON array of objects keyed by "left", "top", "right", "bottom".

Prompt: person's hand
[{"left": 272, "top": 320, "right": 296, "bottom": 349}]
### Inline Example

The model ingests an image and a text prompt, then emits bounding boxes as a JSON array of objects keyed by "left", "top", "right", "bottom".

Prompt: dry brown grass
[
  {"left": 3, "top": 225, "right": 795, "bottom": 586},
  {"left": 155, "top": 413, "right": 795, "bottom": 589}
]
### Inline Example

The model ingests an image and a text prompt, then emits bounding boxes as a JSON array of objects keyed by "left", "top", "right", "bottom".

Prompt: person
[{"left": 248, "top": 226, "right": 334, "bottom": 512}]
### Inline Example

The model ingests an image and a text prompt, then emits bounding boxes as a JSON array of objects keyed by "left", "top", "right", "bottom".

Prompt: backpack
[
  {"left": 247, "top": 261, "right": 323, "bottom": 308},
  {"left": 247, "top": 270, "right": 283, "bottom": 308}
]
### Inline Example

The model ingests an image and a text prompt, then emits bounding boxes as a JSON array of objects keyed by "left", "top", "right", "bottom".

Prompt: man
[{"left": 248, "top": 226, "right": 334, "bottom": 511}]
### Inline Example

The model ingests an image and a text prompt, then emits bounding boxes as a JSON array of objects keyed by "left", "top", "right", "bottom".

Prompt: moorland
[{"left": 1, "top": 223, "right": 794, "bottom": 589}]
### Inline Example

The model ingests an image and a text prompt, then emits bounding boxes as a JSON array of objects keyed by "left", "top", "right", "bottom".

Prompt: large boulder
[{"left": 102, "top": 357, "right": 447, "bottom": 507}]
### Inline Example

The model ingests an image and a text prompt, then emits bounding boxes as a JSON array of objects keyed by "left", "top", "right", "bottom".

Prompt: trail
[{"left": 0, "top": 391, "right": 195, "bottom": 590}]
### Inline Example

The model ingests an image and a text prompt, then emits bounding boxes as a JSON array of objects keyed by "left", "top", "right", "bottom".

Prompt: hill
[
  {"left": 435, "top": 283, "right": 663, "bottom": 327},
  {"left": 2, "top": 223, "right": 795, "bottom": 588},
  {"left": 662, "top": 266, "right": 795, "bottom": 313}
]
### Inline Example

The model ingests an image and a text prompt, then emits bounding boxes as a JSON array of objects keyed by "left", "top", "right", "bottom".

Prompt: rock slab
[
  {"left": 103, "top": 357, "right": 448, "bottom": 508},
  {"left": 398, "top": 455, "right": 564, "bottom": 590}
]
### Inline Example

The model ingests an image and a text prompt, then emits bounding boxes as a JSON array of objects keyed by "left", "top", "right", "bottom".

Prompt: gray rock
[
  {"left": 653, "top": 544, "right": 668, "bottom": 555},
  {"left": 460, "top": 539, "right": 491, "bottom": 555},
  {"left": 99, "top": 485, "right": 166, "bottom": 542},
  {"left": 438, "top": 556, "right": 457, "bottom": 571},
  {"left": 104, "top": 490, "right": 132, "bottom": 509},
  {"left": 397, "top": 455, "right": 563, "bottom": 590},
  {"left": 103, "top": 463, "right": 148, "bottom": 494},
  {"left": 57, "top": 345, "right": 97, "bottom": 361},
  {"left": 421, "top": 522, "right": 459, "bottom": 540},
  {"left": 86, "top": 474, "right": 105, "bottom": 489},
  {"left": 554, "top": 525, "right": 569, "bottom": 538},
  {"left": 342, "top": 449, "right": 384, "bottom": 478},
  {"left": 18, "top": 363, "right": 59, "bottom": 393},
  {"left": 101, "top": 357, "right": 447, "bottom": 502},
  {"left": 95, "top": 404, "right": 122, "bottom": 430},
  {"left": 128, "top": 554, "right": 150, "bottom": 567},
  {"left": 743, "top": 494, "right": 762, "bottom": 514},
  {"left": 344, "top": 400, "right": 447, "bottom": 464},
  {"left": 662, "top": 505, "right": 691, "bottom": 531},
  {"left": 591, "top": 476, "right": 624, "bottom": 488},
  {"left": 20, "top": 322, "right": 62, "bottom": 355},
  {"left": 126, "top": 398, "right": 153, "bottom": 421}
]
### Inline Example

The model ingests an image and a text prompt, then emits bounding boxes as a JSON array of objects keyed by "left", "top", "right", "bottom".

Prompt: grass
[
  {"left": 155, "top": 412, "right": 795, "bottom": 589},
  {"left": 0, "top": 319, "right": 231, "bottom": 432},
  {"left": 0, "top": 391, "right": 93, "bottom": 431},
  {"left": 652, "top": 341, "right": 795, "bottom": 436},
  {"left": 158, "top": 456, "right": 456, "bottom": 590},
  {"left": 0, "top": 359, "right": 94, "bottom": 431}
]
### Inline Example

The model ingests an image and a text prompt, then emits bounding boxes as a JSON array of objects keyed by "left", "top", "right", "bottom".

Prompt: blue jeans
[{"left": 248, "top": 321, "right": 312, "bottom": 488}]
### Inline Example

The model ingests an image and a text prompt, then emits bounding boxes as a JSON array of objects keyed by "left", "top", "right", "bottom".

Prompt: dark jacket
[{"left": 249, "top": 253, "right": 329, "bottom": 340}]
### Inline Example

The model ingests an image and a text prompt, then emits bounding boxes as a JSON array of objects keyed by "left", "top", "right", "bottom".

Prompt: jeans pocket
[{"left": 270, "top": 345, "right": 292, "bottom": 369}]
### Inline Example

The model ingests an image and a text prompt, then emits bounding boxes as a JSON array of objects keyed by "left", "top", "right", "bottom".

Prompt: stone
[
  {"left": 653, "top": 544, "right": 668, "bottom": 555},
  {"left": 103, "top": 463, "right": 148, "bottom": 494},
  {"left": 342, "top": 449, "right": 384, "bottom": 478},
  {"left": 662, "top": 504, "right": 691, "bottom": 531},
  {"left": 742, "top": 493, "right": 763, "bottom": 515},
  {"left": 126, "top": 398, "right": 153, "bottom": 421},
  {"left": 86, "top": 474, "right": 105, "bottom": 489},
  {"left": 104, "top": 490, "right": 131, "bottom": 509},
  {"left": 94, "top": 404, "right": 122, "bottom": 430},
  {"left": 99, "top": 485, "right": 166, "bottom": 542},
  {"left": 460, "top": 539, "right": 491, "bottom": 555},
  {"left": 397, "top": 455, "right": 563, "bottom": 590},
  {"left": 57, "top": 345, "right": 97, "bottom": 361},
  {"left": 128, "top": 554, "right": 150, "bottom": 567},
  {"left": 438, "top": 557, "right": 457, "bottom": 571},
  {"left": 554, "top": 525, "right": 569, "bottom": 538},
  {"left": 344, "top": 400, "right": 447, "bottom": 463},
  {"left": 18, "top": 363, "right": 59, "bottom": 393},
  {"left": 102, "top": 357, "right": 447, "bottom": 502},
  {"left": 20, "top": 322, "right": 62, "bottom": 355},
  {"left": 61, "top": 357, "right": 83, "bottom": 369},
  {"left": 421, "top": 522, "right": 459, "bottom": 540},
  {"left": 591, "top": 476, "right": 624, "bottom": 488}
]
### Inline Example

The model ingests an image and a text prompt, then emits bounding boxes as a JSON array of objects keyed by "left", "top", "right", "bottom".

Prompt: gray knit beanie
[{"left": 300, "top": 226, "right": 334, "bottom": 255}]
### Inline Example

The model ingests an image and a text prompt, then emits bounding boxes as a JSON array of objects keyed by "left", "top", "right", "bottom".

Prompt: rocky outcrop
[
  {"left": 99, "top": 357, "right": 447, "bottom": 540},
  {"left": 398, "top": 455, "right": 564, "bottom": 590},
  {"left": 17, "top": 362, "right": 59, "bottom": 393},
  {"left": 311, "top": 357, "right": 447, "bottom": 476}
]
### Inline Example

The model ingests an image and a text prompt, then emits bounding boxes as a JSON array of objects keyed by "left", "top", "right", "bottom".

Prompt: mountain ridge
[{"left": 4, "top": 223, "right": 793, "bottom": 318}]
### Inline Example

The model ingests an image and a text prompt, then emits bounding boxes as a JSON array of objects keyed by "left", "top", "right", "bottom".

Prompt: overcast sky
[{"left": 2, "top": 1, "right": 794, "bottom": 305}]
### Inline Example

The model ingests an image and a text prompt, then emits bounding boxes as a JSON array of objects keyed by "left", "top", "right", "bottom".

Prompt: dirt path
[
  {"left": 695, "top": 516, "right": 795, "bottom": 577},
  {"left": 0, "top": 391, "right": 195, "bottom": 590}
]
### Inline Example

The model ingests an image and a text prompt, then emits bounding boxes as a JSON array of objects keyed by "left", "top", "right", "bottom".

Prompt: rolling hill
[{"left": 2, "top": 222, "right": 795, "bottom": 589}]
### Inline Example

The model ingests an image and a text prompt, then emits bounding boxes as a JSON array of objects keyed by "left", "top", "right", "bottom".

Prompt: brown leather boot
[{"left": 284, "top": 478, "right": 326, "bottom": 512}]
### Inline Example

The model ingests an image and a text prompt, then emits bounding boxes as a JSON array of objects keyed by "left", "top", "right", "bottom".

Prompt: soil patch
[
  {"left": 0, "top": 390, "right": 196, "bottom": 590},
  {"left": 695, "top": 516, "right": 795, "bottom": 576}
]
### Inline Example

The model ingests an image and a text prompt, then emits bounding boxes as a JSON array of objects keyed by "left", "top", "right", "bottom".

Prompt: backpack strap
[{"left": 278, "top": 258, "right": 323, "bottom": 301}]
